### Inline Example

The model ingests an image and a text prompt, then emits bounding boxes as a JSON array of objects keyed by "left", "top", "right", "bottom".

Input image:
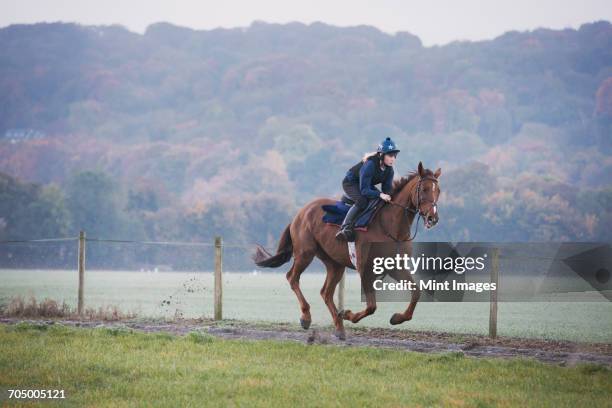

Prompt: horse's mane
[{"left": 391, "top": 169, "right": 435, "bottom": 197}]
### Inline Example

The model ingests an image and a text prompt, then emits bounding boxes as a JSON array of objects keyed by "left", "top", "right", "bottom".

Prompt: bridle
[{"left": 382, "top": 176, "right": 439, "bottom": 242}]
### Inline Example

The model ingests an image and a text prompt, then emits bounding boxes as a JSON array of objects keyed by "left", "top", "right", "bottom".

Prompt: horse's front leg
[
  {"left": 341, "top": 290, "right": 377, "bottom": 324},
  {"left": 340, "top": 242, "right": 378, "bottom": 324},
  {"left": 389, "top": 271, "right": 421, "bottom": 325}
]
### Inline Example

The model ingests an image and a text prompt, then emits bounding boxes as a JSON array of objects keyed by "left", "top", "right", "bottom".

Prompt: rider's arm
[
  {"left": 382, "top": 167, "right": 394, "bottom": 195},
  {"left": 359, "top": 160, "right": 383, "bottom": 199}
]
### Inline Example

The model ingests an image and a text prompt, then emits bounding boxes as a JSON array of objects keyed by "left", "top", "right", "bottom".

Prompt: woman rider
[{"left": 336, "top": 137, "right": 399, "bottom": 241}]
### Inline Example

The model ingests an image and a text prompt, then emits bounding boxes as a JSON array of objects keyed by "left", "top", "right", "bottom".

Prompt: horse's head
[
  {"left": 392, "top": 161, "right": 442, "bottom": 230},
  {"left": 415, "top": 162, "right": 442, "bottom": 229}
]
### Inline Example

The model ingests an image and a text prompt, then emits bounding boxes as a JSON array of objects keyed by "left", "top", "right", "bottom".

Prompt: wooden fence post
[
  {"left": 489, "top": 247, "right": 499, "bottom": 339},
  {"left": 77, "top": 230, "right": 86, "bottom": 316},
  {"left": 337, "top": 272, "right": 345, "bottom": 311},
  {"left": 214, "top": 236, "right": 223, "bottom": 320}
]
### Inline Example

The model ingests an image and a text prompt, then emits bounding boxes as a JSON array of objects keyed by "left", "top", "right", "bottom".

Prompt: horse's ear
[
  {"left": 434, "top": 168, "right": 442, "bottom": 179},
  {"left": 418, "top": 161, "right": 424, "bottom": 177}
]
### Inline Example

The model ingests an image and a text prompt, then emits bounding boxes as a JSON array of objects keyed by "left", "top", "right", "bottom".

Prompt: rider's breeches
[{"left": 342, "top": 180, "right": 368, "bottom": 210}]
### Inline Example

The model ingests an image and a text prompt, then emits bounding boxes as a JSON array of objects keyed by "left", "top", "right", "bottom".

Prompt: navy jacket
[{"left": 344, "top": 156, "right": 394, "bottom": 199}]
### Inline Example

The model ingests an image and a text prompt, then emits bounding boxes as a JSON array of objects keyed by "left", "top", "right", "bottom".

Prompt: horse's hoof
[
  {"left": 300, "top": 318, "right": 311, "bottom": 330},
  {"left": 389, "top": 313, "right": 405, "bottom": 325},
  {"left": 334, "top": 330, "right": 346, "bottom": 341}
]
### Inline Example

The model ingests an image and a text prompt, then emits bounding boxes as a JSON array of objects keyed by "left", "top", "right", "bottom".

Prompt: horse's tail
[{"left": 253, "top": 224, "right": 293, "bottom": 268}]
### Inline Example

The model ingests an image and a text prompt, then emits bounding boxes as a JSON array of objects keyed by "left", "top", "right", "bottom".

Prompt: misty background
[{"left": 0, "top": 18, "right": 611, "bottom": 269}]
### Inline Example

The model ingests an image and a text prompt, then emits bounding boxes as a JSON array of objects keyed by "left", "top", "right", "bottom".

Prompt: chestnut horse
[{"left": 253, "top": 162, "right": 441, "bottom": 339}]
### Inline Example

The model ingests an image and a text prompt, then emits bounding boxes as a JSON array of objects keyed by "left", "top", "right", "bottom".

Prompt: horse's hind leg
[
  {"left": 286, "top": 252, "right": 316, "bottom": 330},
  {"left": 320, "top": 259, "right": 346, "bottom": 340}
]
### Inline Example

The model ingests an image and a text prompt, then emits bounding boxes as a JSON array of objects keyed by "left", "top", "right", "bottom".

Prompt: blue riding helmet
[{"left": 377, "top": 137, "right": 400, "bottom": 155}]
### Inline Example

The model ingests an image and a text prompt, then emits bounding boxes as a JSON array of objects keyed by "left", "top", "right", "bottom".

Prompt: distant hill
[{"left": 0, "top": 20, "right": 611, "bottom": 260}]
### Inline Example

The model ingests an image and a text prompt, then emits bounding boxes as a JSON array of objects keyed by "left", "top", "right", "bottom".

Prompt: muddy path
[{"left": 2, "top": 317, "right": 611, "bottom": 367}]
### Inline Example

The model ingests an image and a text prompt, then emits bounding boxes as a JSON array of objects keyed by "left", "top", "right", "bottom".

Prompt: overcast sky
[{"left": 1, "top": 0, "right": 610, "bottom": 46}]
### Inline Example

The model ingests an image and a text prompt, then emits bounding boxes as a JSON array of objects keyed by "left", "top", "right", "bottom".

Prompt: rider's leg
[
  {"left": 336, "top": 182, "right": 367, "bottom": 241},
  {"left": 336, "top": 204, "right": 361, "bottom": 238}
]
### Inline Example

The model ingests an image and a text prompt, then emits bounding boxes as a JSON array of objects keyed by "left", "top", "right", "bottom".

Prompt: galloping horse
[{"left": 253, "top": 162, "right": 441, "bottom": 339}]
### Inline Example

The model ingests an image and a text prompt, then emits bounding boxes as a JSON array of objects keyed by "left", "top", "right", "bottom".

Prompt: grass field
[
  {"left": 0, "top": 322, "right": 611, "bottom": 407},
  {"left": 1, "top": 269, "right": 611, "bottom": 343}
]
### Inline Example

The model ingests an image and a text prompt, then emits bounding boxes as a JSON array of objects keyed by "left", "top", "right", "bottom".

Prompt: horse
[{"left": 253, "top": 161, "right": 442, "bottom": 339}]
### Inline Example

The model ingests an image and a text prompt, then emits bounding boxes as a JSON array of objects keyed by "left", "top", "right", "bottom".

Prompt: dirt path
[{"left": 2, "top": 317, "right": 611, "bottom": 367}]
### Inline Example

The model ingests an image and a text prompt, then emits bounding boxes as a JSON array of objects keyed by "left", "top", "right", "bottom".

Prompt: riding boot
[{"left": 335, "top": 204, "right": 361, "bottom": 242}]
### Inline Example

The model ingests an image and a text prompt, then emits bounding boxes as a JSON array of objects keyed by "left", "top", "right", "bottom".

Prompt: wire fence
[
  {"left": 0, "top": 234, "right": 268, "bottom": 271},
  {"left": 1, "top": 235, "right": 610, "bottom": 342}
]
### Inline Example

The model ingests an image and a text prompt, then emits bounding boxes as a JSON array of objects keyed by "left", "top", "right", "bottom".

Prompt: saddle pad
[{"left": 322, "top": 197, "right": 382, "bottom": 229}]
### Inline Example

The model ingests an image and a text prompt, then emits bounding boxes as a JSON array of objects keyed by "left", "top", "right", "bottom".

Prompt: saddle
[{"left": 322, "top": 195, "right": 383, "bottom": 230}]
